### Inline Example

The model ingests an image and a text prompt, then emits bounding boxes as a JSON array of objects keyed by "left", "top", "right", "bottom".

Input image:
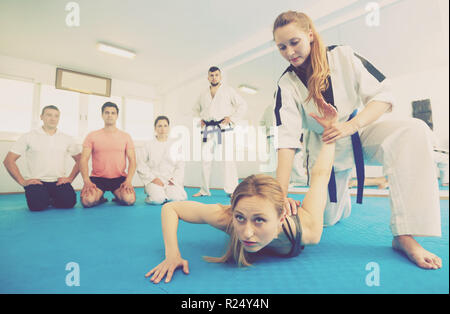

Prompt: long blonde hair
[
  {"left": 204, "top": 174, "right": 285, "bottom": 267},
  {"left": 273, "top": 11, "right": 330, "bottom": 105}
]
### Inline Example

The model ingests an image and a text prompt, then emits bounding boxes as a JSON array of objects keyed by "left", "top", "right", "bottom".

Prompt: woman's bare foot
[
  {"left": 192, "top": 191, "right": 205, "bottom": 197},
  {"left": 392, "top": 235, "right": 442, "bottom": 269}
]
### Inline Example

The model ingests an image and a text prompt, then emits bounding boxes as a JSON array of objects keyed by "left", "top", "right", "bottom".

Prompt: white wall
[
  {"left": 334, "top": 0, "right": 449, "bottom": 147},
  {"left": 160, "top": 0, "right": 449, "bottom": 185},
  {"left": 0, "top": 54, "right": 161, "bottom": 193},
  {"left": 1, "top": 0, "right": 448, "bottom": 193}
]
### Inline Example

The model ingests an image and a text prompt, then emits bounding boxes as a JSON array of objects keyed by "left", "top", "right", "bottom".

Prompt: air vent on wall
[{"left": 55, "top": 68, "right": 111, "bottom": 97}]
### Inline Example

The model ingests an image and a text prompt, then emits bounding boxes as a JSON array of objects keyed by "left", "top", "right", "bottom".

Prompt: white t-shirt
[{"left": 10, "top": 127, "right": 80, "bottom": 182}]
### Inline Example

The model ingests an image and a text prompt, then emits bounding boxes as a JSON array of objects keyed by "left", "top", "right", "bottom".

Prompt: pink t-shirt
[{"left": 83, "top": 129, "right": 134, "bottom": 178}]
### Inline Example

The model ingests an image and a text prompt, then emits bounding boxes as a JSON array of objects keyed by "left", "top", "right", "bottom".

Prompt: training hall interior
[{"left": 0, "top": 0, "right": 448, "bottom": 294}]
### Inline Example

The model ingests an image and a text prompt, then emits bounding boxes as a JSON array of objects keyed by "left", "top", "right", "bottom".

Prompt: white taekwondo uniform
[
  {"left": 137, "top": 138, "right": 187, "bottom": 204},
  {"left": 275, "top": 45, "right": 441, "bottom": 236},
  {"left": 193, "top": 83, "right": 247, "bottom": 195},
  {"left": 259, "top": 103, "right": 307, "bottom": 185},
  {"left": 426, "top": 128, "right": 449, "bottom": 185}
]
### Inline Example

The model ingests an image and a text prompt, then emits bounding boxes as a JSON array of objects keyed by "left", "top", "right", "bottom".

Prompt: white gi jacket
[
  {"left": 193, "top": 84, "right": 248, "bottom": 124},
  {"left": 275, "top": 45, "right": 395, "bottom": 172},
  {"left": 137, "top": 138, "right": 185, "bottom": 187}
]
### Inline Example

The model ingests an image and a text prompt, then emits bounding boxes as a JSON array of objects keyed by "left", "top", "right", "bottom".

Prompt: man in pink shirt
[{"left": 80, "top": 102, "right": 136, "bottom": 207}]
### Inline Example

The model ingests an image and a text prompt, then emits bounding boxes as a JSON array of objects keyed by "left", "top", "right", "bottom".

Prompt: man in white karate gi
[{"left": 192, "top": 66, "right": 247, "bottom": 197}]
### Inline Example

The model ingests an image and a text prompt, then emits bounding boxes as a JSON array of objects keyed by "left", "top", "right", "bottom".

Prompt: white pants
[
  {"left": 259, "top": 136, "right": 278, "bottom": 175},
  {"left": 323, "top": 118, "right": 441, "bottom": 237},
  {"left": 323, "top": 169, "right": 353, "bottom": 226},
  {"left": 290, "top": 148, "right": 308, "bottom": 186},
  {"left": 144, "top": 182, "right": 187, "bottom": 205},
  {"left": 434, "top": 151, "right": 449, "bottom": 184},
  {"left": 198, "top": 130, "right": 238, "bottom": 196}
]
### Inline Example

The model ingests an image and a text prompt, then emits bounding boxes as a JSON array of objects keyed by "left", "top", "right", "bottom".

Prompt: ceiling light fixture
[
  {"left": 96, "top": 42, "right": 136, "bottom": 59},
  {"left": 238, "top": 84, "right": 258, "bottom": 95}
]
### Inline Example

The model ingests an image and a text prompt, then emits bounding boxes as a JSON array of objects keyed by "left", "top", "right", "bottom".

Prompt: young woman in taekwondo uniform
[{"left": 273, "top": 11, "right": 441, "bottom": 270}]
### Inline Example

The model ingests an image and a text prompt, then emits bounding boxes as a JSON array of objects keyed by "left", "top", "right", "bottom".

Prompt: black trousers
[{"left": 24, "top": 182, "right": 76, "bottom": 211}]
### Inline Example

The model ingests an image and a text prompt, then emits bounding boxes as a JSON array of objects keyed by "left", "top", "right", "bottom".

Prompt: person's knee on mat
[
  {"left": 145, "top": 194, "right": 165, "bottom": 205},
  {"left": 121, "top": 194, "right": 136, "bottom": 206},
  {"left": 166, "top": 192, "right": 187, "bottom": 202},
  {"left": 55, "top": 198, "right": 76, "bottom": 209},
  {"left": 81, "top": 194, "right": 101, "bottom": 208},
  {"left": 165, "top": 187, "right": 187, "bottom": 202},
  {"left": 25, "top": 184, "right": 50, "bottom": 211},
  {"left": 114, "top": 189, "right": 136, "bottom": 206},
  {"left": 168, "top": 195, "right": 186, "bottom": 202},
  {"left": 144, "top": 183, "right": 166, "bottom": 204},
  {"left": 28, "top": 202, "right": 49, "bottom": 211},
  {"left": 26, "top": 194, "right": 50, "bottom": 211},
  {"left": 81, "top": 199, "right": 95, "bottom": 208},
  {"left": 53, "top": 185, "right": 76, "bottom": 209}
]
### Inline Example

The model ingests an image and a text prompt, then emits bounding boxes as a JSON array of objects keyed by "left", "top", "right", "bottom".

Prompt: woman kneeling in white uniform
[
  {"left": 273, "top": 11, "right": 441, "bottom": 269},
  {"left": 137, "top": 116, "right": 187, "bottom": 205}
]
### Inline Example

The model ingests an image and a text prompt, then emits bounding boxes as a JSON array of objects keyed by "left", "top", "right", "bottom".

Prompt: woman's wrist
[
  {"left": 165, "top": 251, "right": 181, "bottom": 259},
  {"left": 348, "top": 118, "right": 361, "bottom": 134}
]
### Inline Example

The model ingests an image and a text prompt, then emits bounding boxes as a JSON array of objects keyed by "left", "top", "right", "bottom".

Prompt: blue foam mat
[{"left": 0, "top": 188, "right": 448, "bottom": 294}]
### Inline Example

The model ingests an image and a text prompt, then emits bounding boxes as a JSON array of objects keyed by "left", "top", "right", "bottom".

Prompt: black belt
[
  {"left": 328, "top": 109, "right": 365, "bottom": 204},
  {"left": 201, "top": 119, "right": 233, "bottom": 144}
]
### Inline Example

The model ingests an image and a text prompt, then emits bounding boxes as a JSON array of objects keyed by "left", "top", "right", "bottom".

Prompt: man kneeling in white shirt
[
  {"left": 137, "top": 116, "right": 187, "bottom": 205},
  {"left": 3, "top": 105, "right": 81, "bottom": 211}
]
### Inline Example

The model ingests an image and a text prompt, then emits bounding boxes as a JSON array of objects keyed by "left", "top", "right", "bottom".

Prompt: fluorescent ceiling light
[
  {"left": 238, "top": 85, "right": 258, "bottom": 95},
  {"left": 96, "top": 42, "right": 136, "bottom": 59}
]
